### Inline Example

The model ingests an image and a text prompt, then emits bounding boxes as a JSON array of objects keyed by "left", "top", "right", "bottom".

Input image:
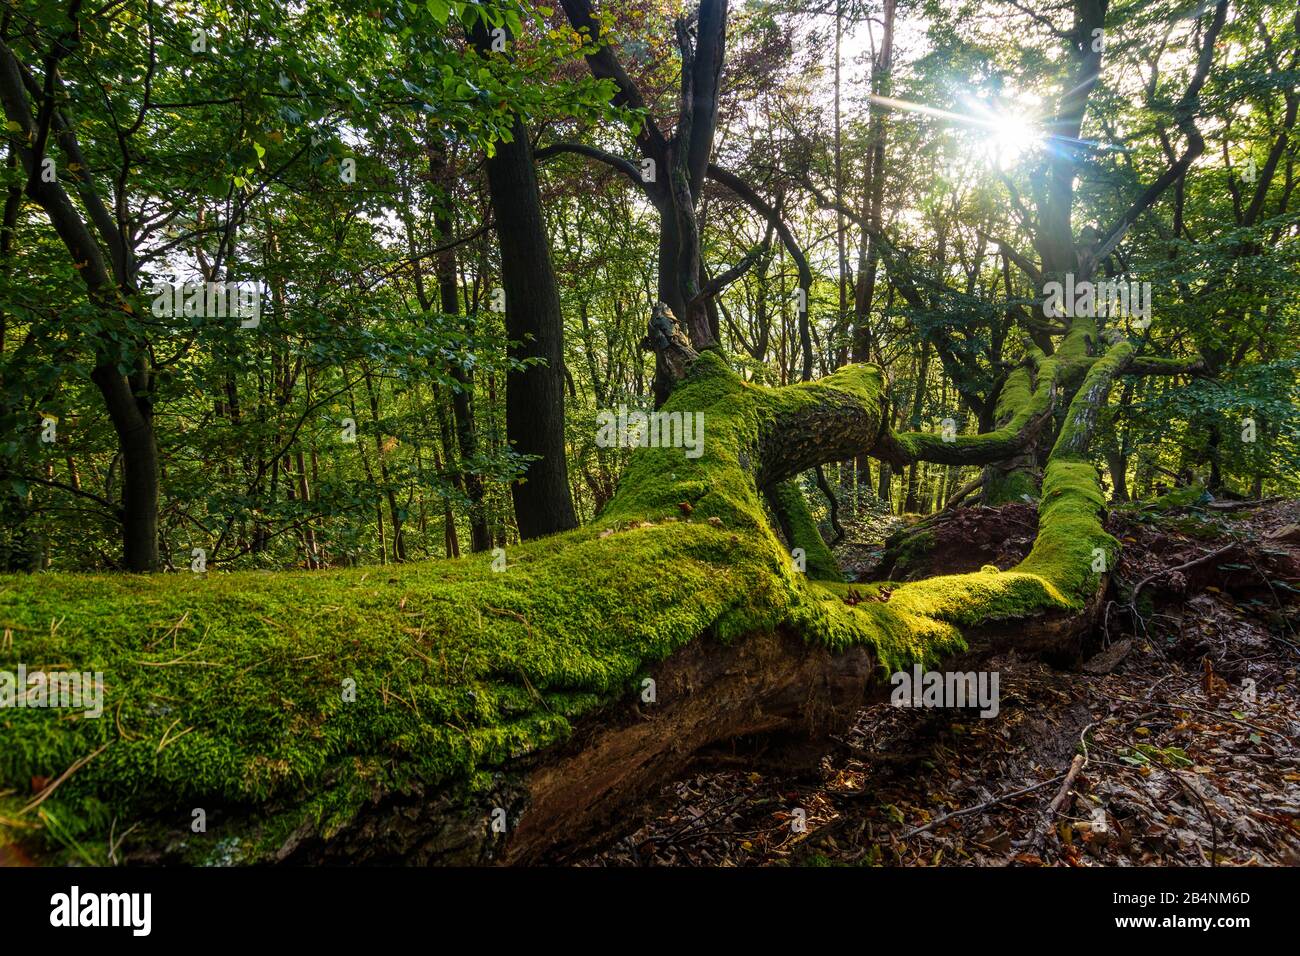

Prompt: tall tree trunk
[
  {"left": 903, "top": 341, "right": 930, "bottom": 513},
  {"left": 92, "top": 360, "right": 159, "bottom": 571},
  {"left": 1106, "top": 449, "right": 1129, "bottom": 503},
  {"left": 849, "top": 0, "right": 894, "bottom": 490},
  {"left": 472, "top": 28, "right": 577, "bottom": 539},
  {"left": 362, "top": 366, "right": 405, "bottom": 562},
  {"left": 0, "top": 40, "right": 160, "bottom": 570},
  {"left": 432, "top": 163, "right": 491, "bottom": 552},
  {"left": 877, "top": 462, "right": 893, "bottom": 512},
  {"left": 852, "top": 0, "right": 894, "bottom": 366}
]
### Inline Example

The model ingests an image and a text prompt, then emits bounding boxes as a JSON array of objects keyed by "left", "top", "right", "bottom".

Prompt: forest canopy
[{"left": 0, "top": 0, "right": 1294, "bottom": 573}]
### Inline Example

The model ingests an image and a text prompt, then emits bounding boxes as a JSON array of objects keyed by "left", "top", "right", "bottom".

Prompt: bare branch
[
  {"left": 534, "top": 141, "right": 646, "bottom": 191},
  {"left": 1089, "top": 0, "right": 1229, "bottom": 271}
]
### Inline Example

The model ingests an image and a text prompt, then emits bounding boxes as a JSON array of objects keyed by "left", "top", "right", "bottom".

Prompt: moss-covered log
[{"left": 0, "top": 334, "right": 1120, "bottom": 865}]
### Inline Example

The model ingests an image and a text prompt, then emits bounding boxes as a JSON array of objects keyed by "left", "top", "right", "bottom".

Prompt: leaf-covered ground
[{"left": 579, "top": 498, "right": 1300, "bottom": 867}]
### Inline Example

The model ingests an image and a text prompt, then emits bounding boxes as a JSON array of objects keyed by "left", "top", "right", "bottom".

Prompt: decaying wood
[
  {"left": 1027, "top": 752, "right": 1087, "bottom": 853},
  {"left": 642, "top": 302, "right": 700, "bottom": 387},
  {"left": 28, "top": 309, "right": 1136, "bottom": 868},
  {"left": 262, "top": 592, "right": 1101, "bottom": 865},
  {"left": 110, "top": 592, "right": 1104, "bottom": 866}
]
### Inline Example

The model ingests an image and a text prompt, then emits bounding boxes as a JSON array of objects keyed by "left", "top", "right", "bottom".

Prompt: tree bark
[
  {"left": 430, "top": 143, "right": 492, "bottom": 553},
  {"left": 852, "top": 0, "right": 895, "bottom": 366},
  {"left": 472, "top": 32, "right": 578, "bottom": 540},
  {"left": 90, "top": 359, "right": 159, "bottom": 571}
]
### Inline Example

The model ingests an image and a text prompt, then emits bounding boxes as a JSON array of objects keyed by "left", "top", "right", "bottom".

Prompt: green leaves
[{"left": 426, "top": 0, "right": 451, "bottom": 25}]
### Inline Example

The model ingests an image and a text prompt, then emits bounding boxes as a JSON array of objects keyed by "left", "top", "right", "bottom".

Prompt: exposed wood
[{"left": 160, "top": 594, "right": 1102, "bottom": 866}]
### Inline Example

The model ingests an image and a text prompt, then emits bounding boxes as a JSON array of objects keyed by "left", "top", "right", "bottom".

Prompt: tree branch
[
  {"left": 689, "top": 220, "right": 772, "bottom": 307},
  {"left": 1088, "top": 0, "right": 1228, "bottom": 272},
  {"left": 707, "top": 163, "right": 813, "bottom": 379},
  {"left": 534, "top": 141, "right": 646, "bottom": 191},
  {"left": 0, "top": 472, "right": 122, "bottom": 517},
  {"left": 558, "top": 0, "right": 669, "bottom": 159}
]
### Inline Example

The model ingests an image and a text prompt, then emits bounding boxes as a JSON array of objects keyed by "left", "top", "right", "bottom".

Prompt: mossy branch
[
  {"left": 753, "top": 362, "right": 892, "bottom": 486},
  {"left": 878, "top": 351, "right": 1058, "bottom": 466},
  {"left": 1123, "top": 354, "right": 1207, "bottom": 377},
  {"left": 873, "top": 320, "right": 1114, "bottom": 476},
  {"left": 764, "top": 479, "right": 841, "bottom": 581}
]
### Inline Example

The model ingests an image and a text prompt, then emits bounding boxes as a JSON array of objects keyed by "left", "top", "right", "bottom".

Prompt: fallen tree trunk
[
  {"left": 286, "top": 600, "right": 1102, "bottom": 866},
  {"left": 0, "top": 311, "right": 1125, "bottom": 866}
]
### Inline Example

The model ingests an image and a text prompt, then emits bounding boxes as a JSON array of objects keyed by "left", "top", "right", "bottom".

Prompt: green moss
[
  {"left": 1011, "top": 340, "right": 1132, "bottom": 603},
  {"left": 1055, "top": 341, "right": 1131, "bottom": 454},
  {"left": 891, "top": 353, "right": 1054, "bottom": 463},
  {"left": 0, "top": 348, "right": 1119, "bottom": 863},
  {"left": 1055, "top": 318, "right": 1098, "bottom": 364},
  {"left": 900, "top": 323, "right": 1105, "bottom": 503},
  {"left": 994, "top": 362, "right": 1036, "bottom": 420},
  {"left": 982, "top": 468, "right": 1040, "bottom": 505},
  {"left": 884, "top": 527, "right": 936, "bottom": 579},
  {"left": 888, "top": 318, "right": 1103, "bottom": 468},
  {"left": 898, "top": 529, "right": 935, "bottom": 560},
  {"left": 1127, "top": 354, "right": 1201, "bottom": 374},
  {"left": 1144, "top": 481, "right": 1211, "bottom": 511},
  {"left": 767, "top": 479, "right": 842, "bottom": 581},
  {"left": 1015, "top": 459, "right": 1112, "bottom": 604}
]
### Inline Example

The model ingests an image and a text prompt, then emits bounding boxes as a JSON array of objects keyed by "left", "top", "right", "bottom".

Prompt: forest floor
[{"left": 578, "top": 496, "right": 1300, "bottom": 867}]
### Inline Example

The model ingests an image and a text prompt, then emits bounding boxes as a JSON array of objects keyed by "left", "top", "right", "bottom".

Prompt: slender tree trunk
[
  {"left": 1206, "top": 422, "right": 1224, "bottom": 491},
  {"left": 852, "top": 0, "right": 894, "bottom": 366},
  {"left": 903, "top": 341, "right": 930, "bottom": 513},
  {"left": 476, "top": 112, "right": 579, "bottom": 539},
  {"left": 848, "top": 0, "right": 894, "bottom": 491},
  {"left": 346, "top": 383, "right": 386, "bottom": 564},
  {"left": 1106, "top": 449, "right": 1129, "bottom": 503},
  {"left": 433, "top": 174, "right": 491, "bottom": 553},
  {"left": 295, "top": 449, "right": 319, "bottom": 568},
  {"left": 362, "top": 366, "right": 405, "bottom": 562},
  {"left": 457, "top": 31, "right": 581, "bottom": 547},
  {"left": 471, "top": 15, "right": 578, "bottom": 539},
  {"left": 0, "top": 39, "right": 163, "bottom": 569},
  {"left": 92, "top": 360, "right": 159, "bottom": 571}
]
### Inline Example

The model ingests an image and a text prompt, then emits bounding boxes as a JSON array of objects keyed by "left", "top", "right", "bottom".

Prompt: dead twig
[
  {"left": 1129, "top": 544, "right": 1239, "bottom": 606},
  {"left": 901, "top": 773, "right": 1067, "bottom": 839},
  {"left": 1028, "top": 753, "right": 1086, "bottom": 853},
  {"left": 20, "top": 743, "right": 110, "bottom": 816}
]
